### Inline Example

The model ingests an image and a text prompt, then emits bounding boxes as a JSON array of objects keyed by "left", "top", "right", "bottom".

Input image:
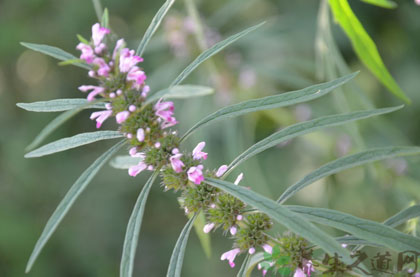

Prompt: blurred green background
[{"left": 1, "top": 0, "right": 420, "bottom": 276}]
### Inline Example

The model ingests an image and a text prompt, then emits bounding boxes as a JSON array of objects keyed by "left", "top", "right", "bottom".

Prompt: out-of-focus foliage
[{"left": 2, "top": 0, "right": 420, "bottom": 276}]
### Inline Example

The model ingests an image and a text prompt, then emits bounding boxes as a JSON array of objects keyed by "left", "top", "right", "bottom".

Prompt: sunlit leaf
[
  {"left": 145, "top": 85, "right": 214, "bottom": 105},
  {"left": 287, "top": 205, "right": 420, "bottom": 252},
  {"left": 17, "top": 98, "right": 105, "bottom": 112},
  {"left": 136, "top": 0, "right": 175, "bottom": 57},
  {"left": 227, "top": 106, "right": 402, "bottom": 175},
  {"left": 277, "top": 146, "right": 420, "bottom": 204},
  {"left": 101, "top": 8, "right": 109, "bottom": 28},
  {"left": 204, "top": 178, "right": 353, "bottom": 264},
  {"left": 120, "top": 172, "right": 159, "bottom": 277},
  {"left": 328, "top": 0, "right": 410, "bottom": 103},
  {"left": 171, "top": 22, "right": 265, "bottom": 86},
  {"left": 181, "top": 73, "right": 358, "bottom": 141},
  {"left": 166, "top": 214, "right": 197, "bottom": 277},
  {"left": 26, "top": 140, "right": 125, "bottom": 273},
  {"left": 360, "top": 0, "right": 397, "bottom": 9},
  {"left": 25, "top": 131, "right": 123, "bottom": 158},
  {"left": 20, "top": 42, "right": 90, "bottom": 70}
]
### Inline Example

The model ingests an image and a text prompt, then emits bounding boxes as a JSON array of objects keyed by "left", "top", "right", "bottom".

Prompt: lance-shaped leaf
[
  {"left": 277, "top": 146, "right": 420, "bottom": 204},
  {"left": 21, "top": 42, "right": 90, "bottom": 70},
  {"left": 286, "top": 205, "right": 420, "bottom": 252},
  {"left": 166, "top": 214, "right": 197, "bottom": 277},
  {"left": 227, "top": 106, "right": 402, "bottom": 175},
  {"left": 17, "top": 98, "right": 105, "bottom": 112},
  {"left": 360, "top": 0, "right": 396, "bottom": 9},
  {"left": 110, "top": 155, "right": 144, "bottom": 169},
  {"left": 145, "top": 85, "right": 214, "bottom": 105},
  {"left": 181, "top": 73, "right": 358, "bottom": 141},
  {"left": 26, "top": 140, "right": 125, "bottom": 273},
  {"left": 328, "top": 0, "right": 410, "bottom": 103},
  {"left": 244, "top": 252, "right": 264, "bottom": 277},
  {"left": 336, "top": 205, "right": 420, "bottom": 246},
  {"left": 25, "top": 131, "right": 123, "bottom": 158},
  {"left": 171, "top": 22, "right": 265, "bottom": 86},
  {"left": 136, "top": 0, "right": 175, "bottom": 57},
  {"left": 120, "top": 172, "right": 159, "bottom": 277},
  {"left": 204, "top": 178, "right": 353, "bottom": 264},
  {"left": 236, "top": 254, "right": 250, "bottom": 277},
  {"left": 191, "top": 211, "right": 211, "bottom": 258}
]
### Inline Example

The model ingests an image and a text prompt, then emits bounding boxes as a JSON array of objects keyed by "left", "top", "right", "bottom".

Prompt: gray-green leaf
[
  {"left": 181, "top": 73, "right": 358, "bottom": 141},
  {"left": 166, "top": 214, "right": 197, "bottom": 277},
  {"left": 287, "top": 205, "right": 420, "bottom": 252},
  {"left": 145, "top": 85, "right": 214, "bottom": 105},
  {"left": 277, "top": 146, "right": 420, "bottom": 204},
  {"left": 204, "top": 178, "right": 353, "bottom": 264},
  {"left": 17, "top": 98, "right": 105, "bottom": 112},
  {"left": 136, "top": 0, "right": 175, "bottom": 57},
  {"left": 25, "top": 140, "right": 125, "bottom": 273},
  {"left": 120, "top": 172, "right": 159, "bottom": 277},
  {"left": 20, "top": 42, "right": 90, "bottom": 70},
  {"left": 171, "top": 22, "right": 265, "bottom": 86},
  {"left": 25, "top": 131, "right": 123, "bottom": 158},
  {"left": 227, "top": 106, "right": 402, "bottom": 175}
]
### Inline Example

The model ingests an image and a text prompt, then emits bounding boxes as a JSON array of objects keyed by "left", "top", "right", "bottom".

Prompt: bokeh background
[{"left": 1, "top": 0, "right": 420, "bottom": 276}]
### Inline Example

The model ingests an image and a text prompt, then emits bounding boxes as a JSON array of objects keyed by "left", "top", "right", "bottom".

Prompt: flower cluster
[{"left": 76, "top": 23, "right": 294, "bottom": 275}]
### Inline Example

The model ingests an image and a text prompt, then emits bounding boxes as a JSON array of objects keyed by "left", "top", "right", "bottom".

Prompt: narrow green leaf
[
  {"left": 101, "top": 8, "right": 109, "bottom": 28},
  {"left": 166, "top": 214, "right": 197, "bottom": 277},
  {"left": 58, "top": 59, "right": 85, "bottom": 67},
  {"left": 136, "top": 0, "right": 175, "bottom": 57},
  {"left": 25, "top": 131, "right": 123, "bottom": 158},
  {"left": 244, "top": 252, "right": 264, "bottom": 277},
  {"left": 287, "top": 205, "right": 420, "bottom": 252},
  {"left": 328, "top": 0, "right": 410, "bottom": 103},
  {"left": 384, "top": 205, "right": 420, "bottom": 228},
  {"left": 120, "top": 172, "right": 159, "bottom": 277},
  {"left": 360, "top": 0, "right": 397, "bottom": 9},
  {"left": 277, "top": 146, "right": 420, "bottom": 204},
  {"left": 181, "top": 73, "right": 358, "bottom": 141},
  {"left": 227, "top": 106, "right": 402, "bottom": 175},
  {"left": 145, "top": 85, "right": 214, "bottom": 105},
  {"left": 20, "top": 42, "right": 90, "bottom": 70},
  {"left": 110, "top": 155, "right": 143, "bottom": 169},
  {"left": 17, "top": 98, "right": 105, "bottom": 112},
  {"left": 336, "top": 205, "right": 420, "bottom": 246},
  {"left": 236, "top": 254, "right": 250, "bottom": 277},
  {"left": 171, "top": 22, "right": 265, "bottom": 86},
  {"left": 204, "top": 178, "right": 353, "bottom": 264},
  {"left": 26, "top": 140, "right": 125, "bottom": 273},
  {"left": 191, "top": 211, "right": 211, "bottom": 258},
  {"left": 77, "top": 34, "right": 90, "bottom": 44}
]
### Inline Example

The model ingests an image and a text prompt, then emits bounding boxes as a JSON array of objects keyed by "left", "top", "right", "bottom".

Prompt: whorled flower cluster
[{"left": 76, "top": 23, "right": 312, "bottom": 276}]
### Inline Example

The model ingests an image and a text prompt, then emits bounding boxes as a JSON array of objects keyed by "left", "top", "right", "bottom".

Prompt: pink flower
[
  {"left": 129, "top": 147, "right": 145, "bottom": 158},
  {"left": 78, "top": 85, "right": 105, "bottom": 101},
  {"left": 137, "top": 128, "right": 145, "bottom": 142},
  {"left": 187, "top": 165, "right": 204, "bottom": 184},
  {"left": 248, "top": 247, "right": 255, "bottom": 254},
  {"left": 230, "top": 226, "right": 237, "bottom": 235},
  {"left": 170, "top": 153, "right": 185, "bottom": 173},
  {"left": 116, "top": 111, "right": 130, "bottom": 124},
  {"left": 90, "top": 110, "right": 112, "bottom": 128},
  {"left": 220, "top": 248, "right": 241, "bottom": 268},
  {"left": 113, "top": 39, "right": 125, "bottom": 60},
  {"left": 294, "top": 268, "right": 306, "bottom": 277},
  {"left": 94, "top": 42, "right": 106, "bottom": 54},
  {"left": 216, "top": 165, "right": 228, "bottom": 177},
  {"left": 192, "top": 142, "right": 208, "bottom": 160},
  {"left": 154, "top": 99, "right": 178, "bottom": 129},
  {"left": 262, "top": 244, "right": 272, "bottom": 254},
  {"left": 92, "top": 23, "right": 110, "bottom": 47},
  {"left": 303, "top": 260, "right": 315, "bottom": 277},
  {"left": 127, "top": 66, "right": 147, "bottom": 90},
  {"left": 236, "top": 215, "right": 243, "bottom": 221},
  {"left": 119, "top": 48, "right": 143, "bottom": 73},
  {"left": 76, "top": 43, "right": 95, "bottom": 64},
  {"left": 416, "top": 0, "right": 420, "bottom": 5},
  {"left": 92, "top": 57, "right": 110, "bottom": 77},
  {"left": 128, "top": 162, "right": 147, "bottom": 177},
  {"left": 234, "top": 173, "right": 243, "bottom": 185},
  {"left": 141, "top": 85, "right": 150, "bottom": 98},
  {"left": 203, "top": 223, "right": 215, "bottom": 233}
]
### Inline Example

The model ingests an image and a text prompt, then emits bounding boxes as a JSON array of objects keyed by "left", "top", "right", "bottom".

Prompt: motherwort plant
[{"left": 19, "top": 2, "right": 420, "bottom": 276}]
